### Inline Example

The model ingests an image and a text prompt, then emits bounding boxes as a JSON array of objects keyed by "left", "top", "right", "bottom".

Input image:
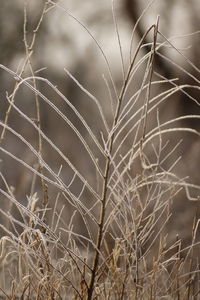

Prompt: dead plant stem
[{"left": 87, "top": 23, "right": 157, "bottom": 300}]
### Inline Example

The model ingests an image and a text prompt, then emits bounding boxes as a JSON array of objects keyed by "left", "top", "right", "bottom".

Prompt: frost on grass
[{"left": 0, "top": 1, "right": 200, "bottom": 299}]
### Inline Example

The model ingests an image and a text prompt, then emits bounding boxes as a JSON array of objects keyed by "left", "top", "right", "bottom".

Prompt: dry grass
[{"left": 0, "top": 1, "right": 200, "bottom": 299}]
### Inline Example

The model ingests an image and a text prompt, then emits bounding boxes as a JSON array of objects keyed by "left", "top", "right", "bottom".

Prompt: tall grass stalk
[{"left": 0, "top": 1, "right": 200, "bottom": 299}]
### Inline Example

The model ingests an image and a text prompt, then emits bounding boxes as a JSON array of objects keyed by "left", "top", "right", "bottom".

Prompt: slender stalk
[{"left": 87, "top": 24, "right": 156, "bottom": 300}]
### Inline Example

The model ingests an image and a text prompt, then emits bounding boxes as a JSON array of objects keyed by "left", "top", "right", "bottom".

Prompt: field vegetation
[{"left": 0, "top": 1, "right": 200, "bottom": 299}]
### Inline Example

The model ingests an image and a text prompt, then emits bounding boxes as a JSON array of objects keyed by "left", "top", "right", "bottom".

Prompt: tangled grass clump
[{"left": 0, "top": 1, "right": 200, "bottom": 299}]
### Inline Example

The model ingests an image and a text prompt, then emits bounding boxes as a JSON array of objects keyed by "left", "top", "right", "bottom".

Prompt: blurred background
[{"left": 0, "top": 0, "right": 200, "bottom": 248}]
